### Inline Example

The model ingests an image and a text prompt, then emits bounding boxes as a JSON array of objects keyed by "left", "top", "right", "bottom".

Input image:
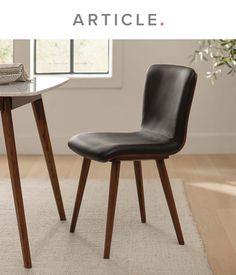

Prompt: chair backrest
[{"left": 141, "top": 64, "right": 197, "bottom": 151}]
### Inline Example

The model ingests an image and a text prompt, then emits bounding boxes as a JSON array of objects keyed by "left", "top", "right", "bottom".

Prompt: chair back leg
[
  {"left": 156, "top": 159, "right": 184, "bottom": 245},
  {"left": 70, "top": 158, "right": 91, "bottom": 232},
  {"left": 104, "top": 161, "right": 121, "bottom": 259},
  {"left": 133, "top": 161, "right": 146, "bottom": 223}
]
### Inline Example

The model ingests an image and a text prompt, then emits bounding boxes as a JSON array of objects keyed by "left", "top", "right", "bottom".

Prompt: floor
[{"left": 1, "top": 154, "right": 236, "bottom": 275}]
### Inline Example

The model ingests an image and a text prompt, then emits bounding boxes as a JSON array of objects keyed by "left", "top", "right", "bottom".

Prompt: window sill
[
  {"left": 63, "top": 75, "right": 122, "bottom": 89},
  {"left": 34, "top": 73, "right": 122, "bottom": 89}
]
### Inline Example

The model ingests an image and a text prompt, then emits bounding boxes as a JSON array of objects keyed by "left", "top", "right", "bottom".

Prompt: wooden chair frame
[{"left": 70, "top": 155, "right": 184, "bottom": 259}]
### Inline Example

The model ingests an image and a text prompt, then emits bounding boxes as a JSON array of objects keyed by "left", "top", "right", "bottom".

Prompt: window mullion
[{"left": 70, "top": 39, "right": 74, "bottom": 74}]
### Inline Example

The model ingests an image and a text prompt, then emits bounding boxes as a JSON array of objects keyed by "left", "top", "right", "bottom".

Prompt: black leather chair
[{"left": 68, "top": 64, "right": 197, "bottom": 258}]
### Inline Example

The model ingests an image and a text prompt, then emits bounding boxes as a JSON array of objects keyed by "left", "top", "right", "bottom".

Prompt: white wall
[{"left": 0, "top": 40, "right": 236, "bottom": 154}]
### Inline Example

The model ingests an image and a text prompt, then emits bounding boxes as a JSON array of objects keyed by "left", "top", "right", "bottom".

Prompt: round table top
[{"left": 0, "top": 76, "right": 69, "bottom": 97}]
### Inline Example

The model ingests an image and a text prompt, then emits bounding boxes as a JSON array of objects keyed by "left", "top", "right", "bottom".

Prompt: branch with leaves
[{"left": 190, "top": 40, "right": 236, "bottom": 83}]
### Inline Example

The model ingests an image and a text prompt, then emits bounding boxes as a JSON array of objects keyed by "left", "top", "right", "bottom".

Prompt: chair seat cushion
[{"left": 68, "top": 130, "right": 179, "bottom": 162}]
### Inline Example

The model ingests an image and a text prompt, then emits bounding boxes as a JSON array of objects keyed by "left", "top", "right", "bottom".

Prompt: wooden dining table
[{"left": 0, "top": 76, "right": 69, "bottom": 268}]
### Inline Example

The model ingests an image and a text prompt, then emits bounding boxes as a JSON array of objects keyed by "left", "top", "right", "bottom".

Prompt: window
[
  {"left": 0, "top": 40, "right": 13, "bottom": 63},
  {"left": 0, "top": 39, "right": 122, "bottom": 88},
  {"left": 34, "top": 40, "right": 110, "bottom": 75}
]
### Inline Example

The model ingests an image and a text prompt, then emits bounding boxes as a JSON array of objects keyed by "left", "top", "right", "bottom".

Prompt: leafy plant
[{"left": 190, "top": 40, "right": 236, "bottom": 83}]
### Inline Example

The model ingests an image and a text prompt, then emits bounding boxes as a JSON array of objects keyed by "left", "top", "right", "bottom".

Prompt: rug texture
[{"left": 0, "top": 178, "right": 212, "bottom": 275}]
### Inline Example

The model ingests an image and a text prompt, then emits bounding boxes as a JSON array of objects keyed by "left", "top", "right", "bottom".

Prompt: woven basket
[{"left": 0, "top": 73, "right": 22, "bottom": 85}]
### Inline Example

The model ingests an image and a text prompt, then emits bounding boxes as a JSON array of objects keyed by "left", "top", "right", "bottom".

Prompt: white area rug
[{"left": 0, "top": 178, "right": 212, "bottom": 275}]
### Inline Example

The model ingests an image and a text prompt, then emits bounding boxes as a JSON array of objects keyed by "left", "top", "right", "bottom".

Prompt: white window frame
[{"left": 13, "top": 39, "right": 123, "bottom": 89}]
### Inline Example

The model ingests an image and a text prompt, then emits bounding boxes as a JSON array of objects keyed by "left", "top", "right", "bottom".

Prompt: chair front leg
[
  {"left": 70, "top": 158, "right": 91, "bottom": 232},
  {"left": 104, "top": 161, "right": 121, "bottom": 259},
  {"left": 156, "top": 159, "right": 184, "bottom": 245},
  {"left": 133, "top": 161, "right": 146, "bottom": 223}
]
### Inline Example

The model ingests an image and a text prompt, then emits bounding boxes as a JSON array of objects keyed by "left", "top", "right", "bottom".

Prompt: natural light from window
[
  {"left": 0, "top": 39, "right": 118, "bottom": 88},
  {"left": 0, "top": 40, "right": 13, "bottom": 63},
  {"left": 35, "top": 40, "right": 110, "bottom": 75}
]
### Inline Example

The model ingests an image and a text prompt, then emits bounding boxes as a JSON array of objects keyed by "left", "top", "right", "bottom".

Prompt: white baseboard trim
[{"left": 0, "top": 133, "right": 236, "bottom": 155}]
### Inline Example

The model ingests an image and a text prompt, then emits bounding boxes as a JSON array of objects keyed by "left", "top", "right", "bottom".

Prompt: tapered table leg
[
  {"left": 32, "top": 97, "right": 66, "bottom": 220},
  {"left": 1, "top": 98, "right": 32, "bottom": 268}
]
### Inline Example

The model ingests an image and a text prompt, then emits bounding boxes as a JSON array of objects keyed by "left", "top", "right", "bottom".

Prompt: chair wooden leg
[
  {"left": 32, "top": 98, "right": 66, "bottom": 221},
  {"left": 70, "top": 158, "right": 91, "bottom": 232},
  {"left": 104, "top": 161, "right": 121, "bottom": 259},
  {"left": 1, "top": 98, "right": 32, "bottom": 268},
  {"left": 133, "top": 161, "right": 146, "bottom": 223},
  {"left": 156, "top": 159, "right": 184, "bottom": 245}
]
